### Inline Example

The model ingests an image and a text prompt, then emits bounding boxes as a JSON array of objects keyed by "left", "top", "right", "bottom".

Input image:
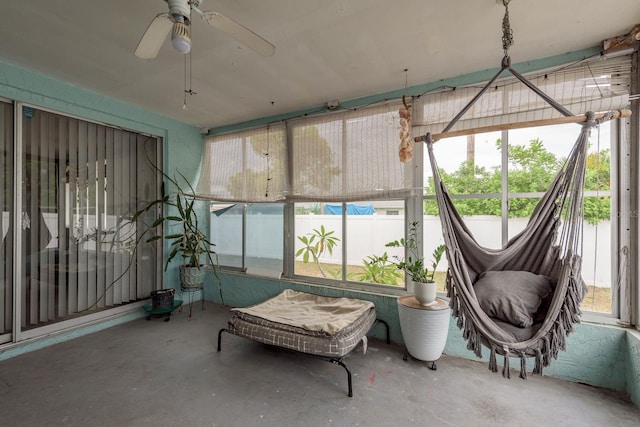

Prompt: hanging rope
[
  {"left": 502, "top": 0, "right": 514, "bottom": 59},
  {"left": 398, "top": 69, "right": 413, "bottom": 163}
]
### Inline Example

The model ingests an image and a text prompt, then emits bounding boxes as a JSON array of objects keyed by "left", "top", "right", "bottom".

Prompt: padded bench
[{"left": 217, "top": 289, "right": 389, "bottom": 397}]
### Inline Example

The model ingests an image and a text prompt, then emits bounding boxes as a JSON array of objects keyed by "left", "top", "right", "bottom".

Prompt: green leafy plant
[
  {"left": 423, "top": 137, "right": 611, "bottom": 225},
  {"left": 136, "top": 171, "right": 218, "bottom": 271},
  {"left": 351, "top": 252, "right": 404, "bottom": 285},
  {"left": 83, "top": 167, "right": 219, "bottom": 311},
  {"left": 385, "top": 221, "right": 445, "bottom": 283},
  {"left": 295, "top": 225, "right": 340, "bottom": 277}
]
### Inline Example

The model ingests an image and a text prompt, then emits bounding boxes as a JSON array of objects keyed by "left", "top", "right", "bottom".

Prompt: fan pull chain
[
  {"left": 183, "top": 53, "right": 188, "bottom": 109},
  {"left": 265, "top": 122, "right": 272, "bottom": 198},
  {"left": 183, "top": 36, "right": 196, "bottom": 109}
]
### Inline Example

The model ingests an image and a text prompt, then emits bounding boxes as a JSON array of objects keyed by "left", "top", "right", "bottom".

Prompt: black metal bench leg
[
  {"left": 217, "top": 328, "right": 228, "bottom": 352},
  {"left": 375, "top": 318, "right": 391, "bottom": 344},
  {"left": 331, "top": 358, "right": 353, "bottom": 397}
]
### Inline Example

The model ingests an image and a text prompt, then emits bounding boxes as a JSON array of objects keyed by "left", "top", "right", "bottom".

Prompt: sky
[{"left": 425, "top": 121, "right": 611, "bottom": 180}]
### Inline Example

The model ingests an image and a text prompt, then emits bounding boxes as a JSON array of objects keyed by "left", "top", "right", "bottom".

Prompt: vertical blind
[{"left": 19, "top": 107, "right": 160, "bottom": 330}]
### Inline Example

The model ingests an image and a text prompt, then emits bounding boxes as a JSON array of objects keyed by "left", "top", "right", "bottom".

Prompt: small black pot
[{"left": 151, "top": 288, "right": 175, "bottom": 310}]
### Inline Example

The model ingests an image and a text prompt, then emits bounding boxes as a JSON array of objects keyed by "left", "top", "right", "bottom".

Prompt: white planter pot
[
  {"left": 397, "top": 295, "right": 450, "bottom": 363},
  {"left": 413, "top": 281, "right": 437, "bottom": 306}
]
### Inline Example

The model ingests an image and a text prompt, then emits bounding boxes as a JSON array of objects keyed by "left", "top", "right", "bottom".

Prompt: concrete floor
[{"left": 0, "top": 302, "right": 638, "bottom": 427}]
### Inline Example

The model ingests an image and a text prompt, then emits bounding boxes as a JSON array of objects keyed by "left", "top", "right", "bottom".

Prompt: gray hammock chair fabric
[{"left": 424, "top": 115, "right": 606, "bottom": 379}]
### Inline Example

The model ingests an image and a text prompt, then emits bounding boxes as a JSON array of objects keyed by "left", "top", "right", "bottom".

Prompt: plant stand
[
  {"left": 397, "top": 295, "right": 450, "bottom": 370},
  {"left": 143, "top": 300, "right": 183, "bottom": 322},
  {"left": 179, "top": 285, "right": 205, "bottom": 318}
]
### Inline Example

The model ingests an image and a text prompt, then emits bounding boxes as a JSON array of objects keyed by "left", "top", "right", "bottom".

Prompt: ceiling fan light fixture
[{"left": 171, "top": 20, "right": 191, "bottom": 54}]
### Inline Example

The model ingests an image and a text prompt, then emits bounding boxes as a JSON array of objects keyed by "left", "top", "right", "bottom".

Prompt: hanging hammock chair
[
  {"left": 424, "top": 107, "right": 630, "bottom": 379},
  {"left": 414, "top": 0, "right": 632, "bottom": 380},
  {"left": 425, "top": 119, "right": 590, "bottom": 379},
  {"left": 421, "top": 86, "right": 631, "bottom": 380}
]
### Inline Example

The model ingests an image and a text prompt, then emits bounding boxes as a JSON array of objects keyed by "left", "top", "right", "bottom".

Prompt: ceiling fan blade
[
  {"left": 135, "top": 13, "right": 173, "bottom": 59},
  {"left": 199, "top": 11, "right": 275, "bottom": 57}
]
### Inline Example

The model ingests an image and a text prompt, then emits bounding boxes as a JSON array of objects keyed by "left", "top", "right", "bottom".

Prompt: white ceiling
[{"left": 1, "top": 0, "right": 638, "bottom": 130}]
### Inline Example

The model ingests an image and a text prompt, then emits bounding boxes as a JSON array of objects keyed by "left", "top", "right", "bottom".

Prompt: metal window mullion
[
  {"left": 627, "top": 51, "right": 640, "bottom": 326},
  {"left": 241, "top": 136, "right": 247, "bottom": 271},
  {"left": 341, "top": 118, "right": 347, "bottom": 283},
  {"left": 612, "top": 117, "right": 628, "bottom": 321},
  {"left": 12, "top": 103, "right": 23, "bottom": 343},
  {"left": 242, "top": 203, "right": 247, "bottom": 271},
  {"left": 618, "top": 115, "right": 633, "bottom": 323},
  {"left": 283, "top": 123, "right": 294, "bottom": 278},
  {"left": 405, "top": 120, "right": 424, "bottom": 292},
  {"left": 501, "top": 130, "right": 509, "bottom": 246}
]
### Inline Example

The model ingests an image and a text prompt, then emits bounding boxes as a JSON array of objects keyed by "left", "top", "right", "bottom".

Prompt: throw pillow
[{"left": 474, "top": 270, "right": 553, "bottom": 328}]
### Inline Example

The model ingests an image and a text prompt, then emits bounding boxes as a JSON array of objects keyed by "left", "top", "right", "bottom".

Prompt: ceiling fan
[{"left": 135, "top": 0, "right": 275, "bottom": 59}]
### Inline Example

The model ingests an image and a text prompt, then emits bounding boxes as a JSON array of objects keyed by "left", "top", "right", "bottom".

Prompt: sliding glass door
[{"left": 18, "top": 106, "right": 161, "bottom": 332}]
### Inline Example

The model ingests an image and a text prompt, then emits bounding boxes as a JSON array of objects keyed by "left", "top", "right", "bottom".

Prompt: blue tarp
[{"left": 324, "top": 203, "right": 375, "bottom": 215}]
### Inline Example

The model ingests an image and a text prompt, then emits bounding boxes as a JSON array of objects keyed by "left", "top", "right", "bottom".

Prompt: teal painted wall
[
  {"left": 0, "top": 58, "right": 203, "bottom": 292},
  {"left": 444, "top": 321, "right": 627, "bottom": 390},
  {"left": 626, "top": 330, "right": 640, "bottom": 407},
  {"left": 213, "top": 272, "right": 635, "bottom": 398}
]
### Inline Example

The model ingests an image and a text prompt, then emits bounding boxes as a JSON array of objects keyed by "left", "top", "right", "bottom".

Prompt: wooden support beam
[
  {"left": 603, "top": 24, "right": 640, "bottom": 54},
  {"left": 414, "top": 109, "right": 632, "bottom": 143}
]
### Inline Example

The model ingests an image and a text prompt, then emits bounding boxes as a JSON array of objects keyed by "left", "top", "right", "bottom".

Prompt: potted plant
[
  {"left": 385, "top": 221, "right": 445, "bottom": 305},
  {"left": 133, "top": 170, "right": 218, "bottom": 290},
  {"left": 83, "top": 154, "right": 219, "bottom": 314}
]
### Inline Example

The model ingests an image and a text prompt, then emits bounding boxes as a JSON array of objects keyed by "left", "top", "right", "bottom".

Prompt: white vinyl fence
[{"left": 209, "top": 213, "right": 612, "bottom": 288}]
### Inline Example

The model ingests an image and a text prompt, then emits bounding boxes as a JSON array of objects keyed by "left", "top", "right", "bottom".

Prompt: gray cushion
[
  {"left": 474, "top": 270, "right": 553, "bottom": 328},
  {"left": 492, "top": 318, "right": 542, "bottom": 342}
]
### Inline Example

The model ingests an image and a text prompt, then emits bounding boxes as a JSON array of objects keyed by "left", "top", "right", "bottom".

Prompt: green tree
[
  {"left": 296, "top": 225, "right": 340, "bottom": 278},
  {"left": 583, "top": 149, "right": 611, "bottom": 224},
  {"left": 424, "top": 137, "right": 611, "bottom": 224}
]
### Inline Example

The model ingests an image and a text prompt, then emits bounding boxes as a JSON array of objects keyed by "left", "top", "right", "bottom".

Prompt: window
[
  {"left": 423, "top": 123, "right": 615, "bottom": 313},
  {"left": 210, "top": 203, "right": 284, "bottom": 276},
  {"left": 292, "top": 201, "right": 404, "bottom": 288},
  {"left": 246, "top": 204, "right": 283, "bottom": 274},
  {"left": 294, "top": 202, "right": 343, "bottom": 280}
]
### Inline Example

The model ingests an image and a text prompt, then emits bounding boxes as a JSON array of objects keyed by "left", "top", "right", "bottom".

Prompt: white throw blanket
[{"left": 232, "top": 289, "right": 374, "bottom": 335}]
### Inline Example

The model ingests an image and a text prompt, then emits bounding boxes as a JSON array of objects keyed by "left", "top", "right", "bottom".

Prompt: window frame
[{"left": 211, "top": 116, "right": 632, "bottom": 319}]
